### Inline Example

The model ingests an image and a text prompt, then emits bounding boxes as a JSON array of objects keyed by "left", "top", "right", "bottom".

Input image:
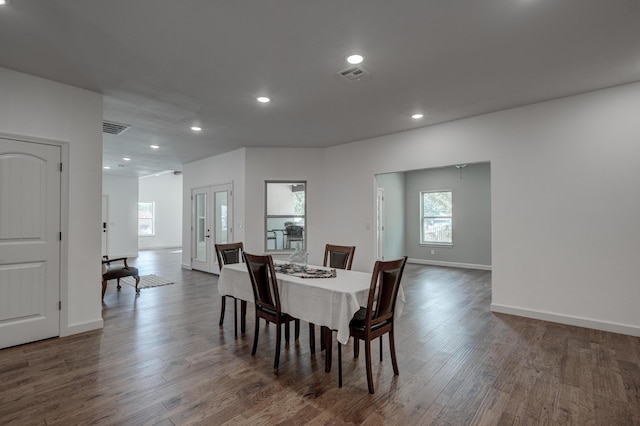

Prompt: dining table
[{"left": 217, "top": 260, "right": 406, "bottom": 373}]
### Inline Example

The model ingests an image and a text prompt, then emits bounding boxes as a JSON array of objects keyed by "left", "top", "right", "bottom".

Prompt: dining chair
[
  {"left": 243, "top": 252, "right": 300, "bottom": 370},
  {"left": 338, "top": 256, "right": 407, "bottom": 393},
  {"left": 309, "top": 244, "right": 356, "bottom": 355},
  {"left": 101, "top": 256, "right": 140, "bottom": 300},
  {"left": 215, "top": 242, "right": 246, "bottom": 338}
]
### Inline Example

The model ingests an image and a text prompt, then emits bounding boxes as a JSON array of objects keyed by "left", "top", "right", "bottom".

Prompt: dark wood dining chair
[
  {"left": 215, "top": 242, "right": 246, "bottom": 338},
  {"left": 309, "top": 244, "right": 356, "bottom": 355},
  {"left": 338, "top": 256, "right": 407, "bottom": 393},
  {"left": 243, "top": 252, "right": 300, "bottom": 370}
]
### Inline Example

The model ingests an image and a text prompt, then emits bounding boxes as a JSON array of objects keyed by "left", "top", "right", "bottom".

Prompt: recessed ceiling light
[
  {"left": 0, "top": 1, "right": 8, "bottom": 6},
  {"left": 346, "top": 54, "right": 365, "bottom": 65},
  {"left": 150, "top": 145, "right": 159, "bottom": 149},
  {"left": 411, "top": 113, "right": 424, "bottom": 119},
  {"left": 257, "top": 96, "right": 271, "bottom": 103},
  {"left": 122, "top": 157, "right": 131, "bottom": 161},
  {"left": 191, "top": 126, "right": 202, "bottom": 132},
  {"left": 103, "top": 166, "right": 111, "bottom": 170}
]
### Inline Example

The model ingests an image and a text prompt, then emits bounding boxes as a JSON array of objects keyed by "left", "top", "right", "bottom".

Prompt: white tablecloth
[{"left": 217, "top": 262, "right": 405, "bottom": 345}]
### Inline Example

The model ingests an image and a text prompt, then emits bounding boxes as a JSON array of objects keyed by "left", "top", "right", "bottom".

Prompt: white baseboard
[
  {"left": 490, "top": 303, "right": 640, "bottom": 337},
  {"left": 181, "top": 263, "right": 192, "bottom": 270},
  {"left": 407, "top": 258, "right": 492, "bottom": 271},
  {"left": 60, "top": 318, "right": 104, "bottom": 337}
]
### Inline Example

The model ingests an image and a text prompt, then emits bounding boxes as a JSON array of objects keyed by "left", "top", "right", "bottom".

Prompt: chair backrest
[
  {"left": 323, "top": 244, "right": 356, "bottom": 270},
  {"left": 364, "top": 257, "right": 408, "bottom": 328},
  {"left": 215, "top": 242, "right": 244, "bottom": 267},
  {"left": 243, "top": 252, "right": 281, "bottom": 313},
  {"left": 285, "top": 225, "right": 304, "bottom": 238}
]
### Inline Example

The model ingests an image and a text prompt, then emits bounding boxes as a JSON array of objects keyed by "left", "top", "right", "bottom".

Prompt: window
[
  {"left": 265, "top": 181, "right": 306, "bottom": 251},
  {"left": 138, "top": 202, "right": 155, "bottom": 236},
  {"left": 421, "top": 191, "right": 452, "bottom": 245}
]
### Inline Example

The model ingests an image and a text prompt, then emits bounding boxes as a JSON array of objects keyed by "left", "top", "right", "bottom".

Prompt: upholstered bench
[{"left": 102, "top": 257, "right": 140, "bottom": 300}]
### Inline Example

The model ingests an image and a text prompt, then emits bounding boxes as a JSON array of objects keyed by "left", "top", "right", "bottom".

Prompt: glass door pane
[
  {"left": 214, "top": 191, "right": 228, "bottom": 245},
  {"left": 194, "top": 192, "right": 207, "bottom": 262}
]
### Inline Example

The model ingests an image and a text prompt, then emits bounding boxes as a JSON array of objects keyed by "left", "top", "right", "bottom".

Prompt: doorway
[{"left": 191, "top": 183, "right": 233, "bottom": 274}]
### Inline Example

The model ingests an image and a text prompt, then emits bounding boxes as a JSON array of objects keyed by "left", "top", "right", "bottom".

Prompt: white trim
[
  {"left": 490, "top": 304, "right": 640, "bottom": 337},
  {"left": 61, "top": 319, "right": 104, "bottom": 337},
  {"left": 407, "top": 257, "right": 492, "bottom": 271},
  {"left": 181, "top": 263, "right": 192, "bottom": 270}
]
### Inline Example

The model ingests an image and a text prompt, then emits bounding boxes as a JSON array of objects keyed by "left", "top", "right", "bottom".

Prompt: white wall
[
  {"left": 182, "top": 148, "right": 246, "bottom": 268},
  {"left": 102, "top": 175, "right": 139, "bottom": 258},
  {"left": 0, "top": 67, "right": 104, "bottom": 336},
  {"left": 244, "top": 148, "right": 325, "bottom": 264},
  {"left": 322, "top": 82, "right": 640, "bottom": 335},
  {"left": 138, "top": 172, "right": 183, "bottom": 250}
]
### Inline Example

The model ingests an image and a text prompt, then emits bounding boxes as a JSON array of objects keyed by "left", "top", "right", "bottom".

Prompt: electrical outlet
[{"left": 431, "top": 249, "right": 435, "bottom": 255}]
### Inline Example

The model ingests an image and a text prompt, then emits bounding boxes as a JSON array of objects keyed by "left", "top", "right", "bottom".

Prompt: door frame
[{"left": 0, "top": 132, "right": 70, "bottom": 340}]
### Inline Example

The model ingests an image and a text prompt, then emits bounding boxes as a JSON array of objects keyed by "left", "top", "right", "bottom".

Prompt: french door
[{"left": 191, "top": 183, "right": 233, "bottom": 274}]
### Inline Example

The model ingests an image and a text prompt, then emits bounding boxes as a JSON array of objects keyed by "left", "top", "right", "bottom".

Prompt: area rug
[{"left": 121, "top": 274, "right": 174, "bottom": 289}]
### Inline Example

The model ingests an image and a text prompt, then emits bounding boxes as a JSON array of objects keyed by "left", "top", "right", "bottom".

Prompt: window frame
[
  {"left": 138, "top": 201, "right": 156, "bottom": 237},
  {"left": 264, "top": 180, "right": 307, "bottom": 252},
  {"left": 420, "top": 190, "right": 453, "bottom": 246}
]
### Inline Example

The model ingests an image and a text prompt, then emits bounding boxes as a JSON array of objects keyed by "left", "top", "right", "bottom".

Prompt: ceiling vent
[
  {"left": 338, "top": 66, "right": 370, "bottom": 81},
  {"left": 102, "top": 120, "right": 131, "bottom": 135}
]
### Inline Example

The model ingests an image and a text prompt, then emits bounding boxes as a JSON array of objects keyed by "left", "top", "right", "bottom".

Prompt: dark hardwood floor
[{"left": 2, "top": 248, "right": 640, "bottom": 425}]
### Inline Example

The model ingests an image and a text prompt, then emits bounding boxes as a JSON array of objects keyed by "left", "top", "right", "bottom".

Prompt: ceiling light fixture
[
  {"left": 190, "top": 126, "right": 202, "bottom": 132},
  {"left": 256, "top": 96, "right": 270, "bottom": 103},
  {"left": 346, "top": 53, "right": 365, "bottom": 65},
  {"left": 0, "top": 1, "right": 7, "bottom": 6},
  {"left": 150, "top": 145, "right": 159, "bottom": 149},
  {"left": 122, "top": 157, "right": 131, "bottom": 161},
  {"left": 411, "top": 113, "right": 424, "bottom": 119}
]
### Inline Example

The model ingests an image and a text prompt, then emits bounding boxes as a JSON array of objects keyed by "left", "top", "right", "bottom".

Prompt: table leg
[{"left": 323, "top": 326, "right": 332, "bottom": 372}]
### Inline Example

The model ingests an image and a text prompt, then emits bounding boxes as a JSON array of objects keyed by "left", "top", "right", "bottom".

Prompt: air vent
[
  {"left": 338, "top": 66, "right": 370, "bottom": 81},
  {"left": 102, "top": 120, "right": 130, "bottom": 135}
]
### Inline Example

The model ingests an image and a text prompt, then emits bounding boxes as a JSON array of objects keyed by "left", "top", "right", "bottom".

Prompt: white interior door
[
  {"left": 376, "top": 188, "right": 385, "bottom": 260},
  {"left": 191, "top": 184, "right": 233, "bottom": 273},
  {"left": 0, "top": 137, "right": 61, "bottom": 349}
]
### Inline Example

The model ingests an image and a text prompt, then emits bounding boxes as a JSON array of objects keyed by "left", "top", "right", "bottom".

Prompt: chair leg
[
  {"left": 380, "top": 336, "right": 383, "bottom": 361},
  {"left": 389, "top": 330, "right": 399, "bottom": 376},
  {"left": 295, "top": 319, "right": 300, "bottom": 340},
  {"left": 233, "top": 298, "right": 238, "bottom": 338},
  {"left": 274, "top": 322, "right": 282, "bottom": 370},
  {"left": 219, "top": 296, "right": 226, "bottom": 327},
  {"left": 338, "top": 342, "right": 343, "bottom": 388},
  {"left": 101, "top": 280, "right": 107, "bottom": 300},
  {"left": 309, "top": 324, "right": 316, "bottom": 354},
  {"left": 364, "top": 339, "right": 374, "bottom": 394},
  {"left": 284, "top": 321, "right": 290, "bottom": 343},
  {"left": 134, "top": 276, "right": 140, "bottom": 294},
  {"left": 353, "top": 338, "right": 359, "bottom": 358},
  {"left": 116, "top": 278, "right": 121, "bottom": 290},
  {"left": 251, "top": 311, "right": 260, "bottom": 356}
]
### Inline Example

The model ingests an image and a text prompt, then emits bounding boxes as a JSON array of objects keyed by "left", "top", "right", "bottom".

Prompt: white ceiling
[{"left": 1, "top": 1, "right": 639, "bottom": 177}]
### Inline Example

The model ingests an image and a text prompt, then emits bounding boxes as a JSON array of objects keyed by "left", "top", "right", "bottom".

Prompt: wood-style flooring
[{"left": 1, "top": 248, "right": 639, "bottom": 425}]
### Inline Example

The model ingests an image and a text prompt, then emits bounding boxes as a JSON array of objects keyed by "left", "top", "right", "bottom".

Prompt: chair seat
[
  {"left": 349, "top": 307, "right": 391, "bottom": 331},
  {"left": 102, "top": 265, "right": 139, "bottom": 281}
]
